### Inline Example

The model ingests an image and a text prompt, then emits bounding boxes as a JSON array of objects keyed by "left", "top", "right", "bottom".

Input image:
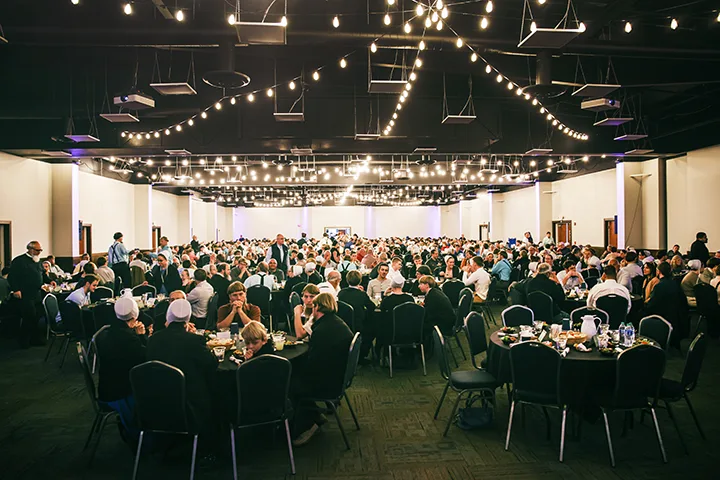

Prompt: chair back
[
  {"left": 43, "top": 293, "right": 60, "bottom": 331},
  {"left": 92, "top": 302, "right": 116, "bottom": 331},
  {"left": 501, "top": 305, "right": 534, "bottom": 327},
  {"left": 583, "top": 268, "right": 600, "bottom": 279},
  {"left": 130, "top": 361, "right": 194, "bottom": 433},
  {"left": 595, "top": 294, "right": 629, "bottom": 329},
  {"left": 464, "top": 312, "right": 488, "bottom": 369},
  {"left": 570, "top": 306, "right": 609, "bottom": 325},
  {"left": 90, "top": 286, "right": 114, "bottom": 303},
  {"left": 153, "top": 299, "right": 170, "bottom": 324},
  {"left": 458, "top": 287, "right": 473, "bottom": 304},
  {"left": 343, "top": 332, "right": 363, "bottom": 391},
  {"left": 585, "top": 277, "right": 599, "bottom": 289},
  {"left": 247, "top": 285, "right": 271, "bottom": 316},
  {"left": 206, "top": 293, "right": 219, "bottom": 329},
  {"left": 76, "top": 342, "right": 100, "bottom": 414},
  {"left": 391, "top": 302, "right": 424, "bottom": 346},
  {"left": 431, "top": 325, "right": 453, "bottom": 381},
  {"left": 441, "top": 280, "right": 464, "bottom": 306},
  {"left": 527, "top": 291, "right": 554, "bottom": 322},
  {"left": 289, "top": 291, "right": 302, "bottom": 310},
  {"left": 508, "top": 341, "right": 562, "bottom": 405},
  {"left": 291, "top": 281, "right": 307, "bottom": 296},
  {"left": 235, "top": 355, "right": 291, "bottom": 426},
  {"left": 631, "top": 276, "right": 645, "bottom": 296},
  {"left": 337, "top": 300, "right": 355, "bottom": 332},
  {"left": 680, "top": 333, "right": 707, "bottom": 393},
  {"left": 613, "top": 344, "right": 665, "bottom": 408},
  {"left": 132, "top": 284, "right": 157, "bottom": 298},
  {"left": 454, "top": 291, "right": 472, "bottom": 331},
  {"left": 59, "top": 301, "right": 87, "bottom": 341},
  {"left": 638, "top": 315, "right": 673, "bottom": 351},
  {"left": 113, "top": 276, "right": 123, "bottom": 296},
  {"left": 693, "top": 283, "right": 720, "bottom": 318},
  {"left": 130, "top": 265, "right": 146, "bottom": 287}
]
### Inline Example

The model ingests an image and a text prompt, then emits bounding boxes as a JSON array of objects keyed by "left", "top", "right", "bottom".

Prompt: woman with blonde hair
[
  {"left": 241, "top": 320, "right": 273, "bottom": 360},
  {"left": 294, "top": 283, "right": 320, "bottom": 339}
]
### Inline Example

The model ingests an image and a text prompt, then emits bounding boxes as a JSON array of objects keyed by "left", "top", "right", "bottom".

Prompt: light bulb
[
  {"left": 228, "top": 14, "right": 236, "bottom": 25},
  {"left": 215, "top": 102, "right": 222, "bottom": 110},
  {"left": 507, "top": 81, "right": 514, "bottom": 90},
  {"left": 532, "top": 98, "right": 538, "bottom": 105},
  {"left": 280, "top": 16, "right": 287, "bottom": 27},
  {"left": 531, "top": 21, "right": 537, "bottom": 32},
  {"left": 471, "top": 52, "right": 478, "bottom": 62},
  {"left": 289, "top": 81, "right": 296, "bottom": 90},
  {"left": 313, "top": 70, "right": 320, "bottom": 81},
  {"left": 392, "top": 113, "right": 398, "bottom": 119},
  {"left": 402, "top": 90, "right": 408, "bottom": 98},
  {"left": 578, "top": 22, "right": 586, "bottom": 32},
  {"left": 175, "top": 10, "right": 184, "bottom": 22},
  {"left": 247, "top": 93, "right": 254, "bottom": 102},
  {"left": 717, "top": 12, "right": 720, "bottom": 22},
  {"left": 415, "top": 58, "right": 423, "bottom": 67},
  {"left": 123, "top": 3, "right": 132, "bottom": 15},
  {"left": 436, "top": 20, "right": 443, "bottom": 30},
  {"left": 384, "top": 14, "right": 391, "bottom": 25},
  {"left": 175, "top": 125, "right": 182, "bottom": 131},
  {"left": 404, "top": 22, "right": 412, "bottom": 33},
  {"left": 388, "top": 0, "right": 395, "bottom": 4},
  {"left": 201, "top": 111, "right": 207, "bottom": 118},
  {"left": 340, "top": 58, "right": 347, "bottom": 68},
  {"left": 670, "top": 18, "right": 678, "bottom": 30},
  {"left": 165, "top": 129, "right": 170, "bottom": 135},
  {"left": 371, "top": 42, "right": 377, "bottom": 53},
  {"left": 486, "top": 1, "right": 493, "bottom": 13},
  {"left": 480, "top": 17, "right": 489, "bottom": 29},
  {"left": 409, "top": 72, "right": 417, "bottom": 81},
  {"left": 332, "top": 16, "right": 339, "bottom": 28},
  {"left": 230, "top": 97, "right": 236, "bottom": 105},
  {"left": 516, "top": 88, "right": 523, "bottom": 95},
  {"left": 431, "top": 12, "right": 439, "bottom": 23},
  {"left": 419, "top": 40, "right": 425, "bottom": 50},
  {"left": 456, "top": 37, "right": 463, "bottom": 48},
  {"left": 266, "top": 88, "right": 273, "bottom": 97},
  {"left": 437, "top": 0, "right": 444, "bottom": 8},
  {"left": 425, "top": 16, "right": 432, "bottom": 28},
  {"left": 416, "top": 5, "right": 424, "bottom": 16},
  {"left": 485, "top": 64, "right": 492, "bottom": 73},
  {"left": 538, "top": 0, "right": 546, "bottom": 4},
  {"left": 71, "top": 0, "right": 79, "bottom": 4},
  {"left": 495, "top": 74, "right": 503, "bottom": 83},
  {"left": 145, "top": 133, "right": 150, "bottom": 139},
  {"left": 188, "top": 119, "right": 194, "bottom": 126},
  {"left": 624, "top": 21, "right": 632, "bottom": 33}
]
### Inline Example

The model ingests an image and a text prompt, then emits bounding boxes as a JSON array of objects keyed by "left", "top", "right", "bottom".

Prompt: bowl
[{"left": 599, "top": 348, "right": 616, "bottom": 357}]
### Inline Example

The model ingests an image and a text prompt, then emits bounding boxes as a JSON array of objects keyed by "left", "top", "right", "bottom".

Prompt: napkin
[{"left": 561, "top": 347, "right": 570, "bottom": 358}]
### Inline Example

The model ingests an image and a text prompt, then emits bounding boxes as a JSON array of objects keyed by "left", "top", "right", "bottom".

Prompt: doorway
[
  {"left": 604, "top": 218, "right": 618, "bottom": 248},
  {"left": 553, "top": 221, "right": 572, "bottom": 244},
  {"left": 0, "top": 221, "right": 11, "bottom": 268},
  {"left": 79, "top": 224, "right": 92, "bottom": 256},
  {"left": 478, "top": 224, "right": 489, "bottom": 241},
  {"left": 152, "top": 226, "right": 162, "bottom": 250}
]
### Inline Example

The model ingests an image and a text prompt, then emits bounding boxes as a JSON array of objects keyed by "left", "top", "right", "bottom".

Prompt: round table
[{"left": 486, "top": 330, "right": 618, "bottom": 407}]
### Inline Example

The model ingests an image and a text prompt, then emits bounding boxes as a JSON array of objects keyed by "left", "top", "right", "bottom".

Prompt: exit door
[
  {"left": 553, "top": 221, "right": 572, "bottom": 244},
  {"left": 479, "top": 224, "right": 489, "bottom": 241},
  {"left": 0, "top": 221, "right": 11, "bottom": 267},
  {"left": 605, "top": 219, "right": 618, "bottom": 247},
  {"left": 152, "top": 226, "right": 162, "bottom": 250},
  {"left": 79, "top": 225, "right": 92, "bottom": 256}
]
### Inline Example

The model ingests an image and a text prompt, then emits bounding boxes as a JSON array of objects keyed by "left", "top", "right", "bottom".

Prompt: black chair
[
  {"left": 569, "top": 306, "right": 609, "bottom": 326},
  {"left": 693, "top": 283, "right": 720, "bottom": 338},
  {"left": 153, "top": 299, "right": 170, "bottom": 331},
  {"left": 231, "top": 355, "right": 294, "bottom": 478},
  {"left": 527, "top": 291, "right": 554, "bottom": 323},
  {"left": 599, "top": 344, "right": 667, "bottom": 467},
  {"left": 306, "top": 332, "right": 362, "bottom": 450},
  {"left": 657, "top": 333, "right": 707, "bottom": 454},
  {"left": 289, "top": 291, "right": 302, "bottom": 310},
  {"left": 596, "top": 294, "right": 629, "bottom": 329},
  {"left": 42, "top": 293, "right": 67, "bottom": 353},
  {"left": 458, "top": 287, "right": 474, "bottom": 306},
  {"left": 247, "top": 284, "right": 271, "bottom": 328},
  {"left": 88, "top": 324, "right": 110, "bottom": 374},
  {"left": 639, "top": 315, "right": 673, "bottom": 352},
  {"left": 91, "top": 286, "right": 114, "bottom": 303},
  {"left": 130, "top": 361, "right": 199, "bottom": 480},
  {"left": 291, "top": 281, "right": 307, "bottom": 296},
  {"left": 501, "top": 305, "right": 534, "bottom": 328},
  {"left": 464, "top": 311, "right": 489, "bottom": 370},
  {"left": 92, "top": 302, "right": 116, "bottom": 332},
  {"left": 585, "top": 277, "right": 599, "bottom": 289},
  {"left": 56, "top": 301, "right": 88, "bottom": 369},
  {"left": 441, "top": 280, "right": 464, "bottom": 307},
  {"left": 505, "top": 341, "right": 568, "bottom": 462},
  {"left": 132, "top": 284, "right": 157, "bottom": 298},
  {"left": 337, "top": 300, "right": 355, "bottom": 332},
  {"left": 444, "top": 289, "right": 471, "bottom": 366},
  {"left": 76, "top": 342, "right": 119, "bottom": 465},
  {"left": 388, "top": 302, "right": 426, "bottom": 378},
  {"left": 205, "top": 293, "right": 219, "bottom": 330},
  {"left": 631, "top": 276, "right": 645, "bottom": 296},
  {"left": 432, "top": 326, "right": 498, "bottom": 436},
  {"left": 113, "top": 276, "right": 123, "bottom": 296}
]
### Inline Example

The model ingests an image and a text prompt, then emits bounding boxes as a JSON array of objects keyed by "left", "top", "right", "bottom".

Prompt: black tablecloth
[{"left": 560, "top": 294, "right": 644, "bottom": 316}]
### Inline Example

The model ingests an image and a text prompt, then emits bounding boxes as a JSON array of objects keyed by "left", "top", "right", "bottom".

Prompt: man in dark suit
[
  {"left": 646, "top": 261, "right": 689, "bottom": 348},
  {"left": 525, "top": 263, "right": 567, "bottom": 320},
  {"left": 8, "top": 241, "right": 45, "bottom": 347},
  {"left": 265, "top": 234, "right": 290, "bottom": 272},
  {"left": 208, "top": 262, "right": 231, "bottom": 307},
  {"left": 689, "top": 232, "right": 710, "bottom": 265},
  {"left": 418, "top": 275, "right": 455, "bottom": 335},
  {"left": 425, "top": 250, "right": 444, "bottom": 274},
  {"left": 148, "top": 253, "right": 181, "bottom": 295},
  {"left": 190, "top": 235, "right": 200, "bottom": 253},
  {"left": 338, "top": 270, "right": 376, "bottom": 363}
]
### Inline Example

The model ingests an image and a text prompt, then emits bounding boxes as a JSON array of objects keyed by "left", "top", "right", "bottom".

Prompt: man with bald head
[
  {"left": 8, "top": 241, "right": 45, "bottom": 347},
  {"left": 265, "top": 233, "right": 290, "bottom": 272},
  {"left": 317, "top": 270, "right": 342, "bottom": 298}
]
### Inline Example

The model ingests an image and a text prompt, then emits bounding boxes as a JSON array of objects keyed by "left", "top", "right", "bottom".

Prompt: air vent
[
  {"left": 100, "top": 113, "right": 139, "bottom": 123},
  {"left": 368, "top": 80, "right": 407, "bottom": 94},
  {"left": 518, "top": 27, "right": 583, "bottom": 49},
  {"left": 150, "top": 82, "right": 197, "bottom": 96},
  {"left": 273, "top": 112, "right": 305, "bottom": 122}
]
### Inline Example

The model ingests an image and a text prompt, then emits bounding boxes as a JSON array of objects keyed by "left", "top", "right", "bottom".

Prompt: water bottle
[
  {"left": 625, "top": 323, "right": 635, "bottom": 347},
  {"left": 618, "top": 322, "right": 626, "bottom": 346}
]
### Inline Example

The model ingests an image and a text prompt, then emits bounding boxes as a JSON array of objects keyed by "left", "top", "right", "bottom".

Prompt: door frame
[
  {"left": 604, "top": 217, "right": 618, "bottom": 248},
  {"left": 152, "top": 226, "right": 162, "bottom": 250},
  {"left": 553, "top": 220, "right": 573, "bottom": 244},
  {"left": 79, "top": 224, "right": 92, "bottom": 257},
  {"left": 0, "top": 220, "right": 11, "bottom": 267},
  {"left": 478, "top": 223, "right": 489, "bottom": 241}
]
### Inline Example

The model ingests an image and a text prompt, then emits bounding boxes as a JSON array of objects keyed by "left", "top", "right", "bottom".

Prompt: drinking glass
[
  {"left": 599, "top": 323, "right": 610, "bottom": 336},
  {"left": 213, "top": 346, "right": 226, "bottom": 361}
]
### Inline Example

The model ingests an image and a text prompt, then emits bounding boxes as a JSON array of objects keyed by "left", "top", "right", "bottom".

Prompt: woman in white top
[{"left": 294, "top": 283, "right": 320, "bottom": 339}]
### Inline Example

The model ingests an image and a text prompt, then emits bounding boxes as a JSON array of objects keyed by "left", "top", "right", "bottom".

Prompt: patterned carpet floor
[{"left": 0, "top": 307, "right": 717, "bottom": 480}]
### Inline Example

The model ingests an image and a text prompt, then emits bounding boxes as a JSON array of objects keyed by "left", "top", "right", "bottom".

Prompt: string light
[
  {"left": 480, "top": 17, "right": 489, "bottom": 29},
  {"left": 266, "top": 88, "right": 274, "bottom": 97},
  {"left": 456, "top": 38, "right": 464, "bottom": 48},
  {"left": 175, "top": 10, "right": 184, "bottom": 22},
  {"left": 415, "top": 58, "right": 422, "bottom": 67},
  {"left": 313, "top": 70, "right": 320, "bottom": 81},
  {"left": 425, "top": 17, "right": 432, "bottom": 28},
  {"left": 531, "top": 21, "right": 537, "bottom": 32},
  {"left": 404, "top": 23, "right": 412, "bottom": 33},
  {"left": 71, "top": 0, "right": 79, "bottom": 4},
  {"left": 230, "top": 97, "right": 236, "bottom": 105},
  {"left": 228, "top": 14, "right": 236, "bottom": 25},
  {"left": 175, "top": 125, "right": 182, "bottom": 132},
  {"left": 437, "top": 0, "right": 444, "bottom": 8},
  {"left": 289, "top": 81, "right": 296, "bottom": 90},
  {"left": 371, "top": 42, "right": 377, "bottom": 53},
  {"left": 332, "top": 16, "right": 340, "bottom": 28},
  {"left": 624, "top": 21, "right": 632, "bottom": 33},
  {"left": 431, "top": 11, "right": 439, "bottom": 23},
  {"left": 436, "top": 20, "right": 443, "bottom": 31},
  {"left": 578, "top": 22, "right": 586, "bottom": 32},
  {"left": 384, "top": 14, "right": 391, "bottom": 25},
  {"left": 485, "top": 65, "right": 492, "bottom": 73},
  {"left": 214, "top": 101, "right": 222, "bottom": 110},
  {"left": 388, "top": 0, "right": 395, "bottom": 5},
  {"left": 416, "top": 4, "right": 424, "bottom": 16},
  {"left": 442, "top": 7, "right": 449, "bottom": 19},
  {"left": 419, "top": 40, "right": 426, "bottom": 50},
  {"left": 495, "top": 74, "right": 503, "bottom": 83},
  {"left": 670, "top": 18, "right": 678, "bottom": 30},
  {"left": 485, "top": 1, "right": 494, "bottom": 13},
  {"left": 538, "top": 0, "right": 546, "bottom": 4},
  {"left": 247, "top": 93, "right": 255, "bottom": 102},
  {"left": 123, "top": 3, "right": 132, "bottom": 15},
  {"left": 280, "top": 16, "right": 287, "bottom": 27},
  {"left": 188, "top": 119, "right": 194, "bottom": 126},
  {"left": 340, "top": 58, "right": 347, "bottom": 68},
  {"left": 201, "top": 111, "right": 208, "bottom": 118}
]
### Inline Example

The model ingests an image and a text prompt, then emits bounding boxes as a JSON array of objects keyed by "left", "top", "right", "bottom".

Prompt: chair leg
[
  {"left": 443, "top": 391, "right": 464, "bottom": 437},
  {"left": 684, "top": 394, "right": 706, "bottom": 440},
  {"left": 44, "top": 336, "right": 56, "bottom": 362},
  {"left": 88, "top": 412, "right": 112, "bottom": 466},
  {"left": 543, "top": 407, "right": 551, "bottom": 440},
  {"left": 454, "top": 334, "right": 467, "bottom": 360},
  {"left": 344, "top": 395, "right": 360, "bottom": 430},
  {"left": 420, "top": 344, "right": 427, "bottom": 376},
  {"left": 505, "top": 400, "right": 516, "bottom": 450},
  {"left": 329, "top": 401, "right": 350, "bottom": 450},
  {"left": 59, "top": 338, "right": 71, "bottom": 369},
  {"left": 189, "top": 434, "right": 198, "bottom": 480},
  {"left": 132, "top": 431, "right": 144, "bottom": 480},
  {"left": 83, "top": 413, "right": 101, "bottom": 451},
  {"left": 284, "top": 418, "right": 296, "bottom": 474},
  {"left": 230, "top": 428, "right": 238, "bottom": 480},
  {"left": 664, "top": 401, "right": 688, "bottom": 455},
  {"left": 602, "top": 410, "right": 615, "bottom": 467},
  {"left": 388, "top": 346, "right": 393, "bottom": 379},
  {"left": 559, "top": 406, "right": 568, "bottom": 462},
  {"left": 650, "top": 407, "right": 668, "bottom": 464},
  {"left": 446, "top": 338, "right": 459, "bottom": 367},
  {"left": 91, "top": 351, "right": 97, "bottom": 375},
  {"left": 434, "top": 383, "right": 450, "bottom": 420}
]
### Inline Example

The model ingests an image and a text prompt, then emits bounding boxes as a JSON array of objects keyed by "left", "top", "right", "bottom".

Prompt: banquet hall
[{"left": 0, "top": 1, "right": 719, "bottom": 479}]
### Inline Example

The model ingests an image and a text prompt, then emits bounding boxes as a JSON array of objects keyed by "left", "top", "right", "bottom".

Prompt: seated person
[
  {"left": 294, "top": 283, "right": 320, "bottom": 340},
  {"left": 95, "top": 256, "right": 116, "bottom": 286},
  {"left": 73, "top": 261, "right": 96, "bottom": 286},
  {"left": 41, "top": 261, "right": 58, "bottom": 285},
  {"left": 642, "top": 261, "right": 660, "bottom": 303},
  {"left": 66, "top": 274, "right": 99, "bottom": 306},
  {"left": 240, "top": 320, "right": 274, "bottom": 360},
  {"left": 317, "top": 270, "right": 342, "bottom": 298},
  {"left": 148, "top": 253, "right": 182, "bottom": 295},
  {"left": 267, "top": 258, "right": 286, "bottom": 282},
  {"left": 406, "top": 265, "right": 432, "bottom": 296},
  {"left": 302, "top": 262, "right": 323, "bottom": 285},
  {"left": 378, "top": 275, "right": 413, "bottom": 351},
  {"left": 73, "top": 253, "right": 91, "bottom": 275},
  {"left": 436, "top": 256, "right": 461, "bottom": 280},
  {"left": 338, "top": 270, "right": 376, "bottom": 361},
  {"left": 186, "top": 268, "right": 215, "bottom": 325},
  {"left": 586, "top": 264, "right": 632, "bottom": 313},
  {"left": 217, "top": 281, "right": 261, "bottom": 330},
  {"left": 462, "top": 256, "right": 491, "bottom": 304},
  {"left": 418, "top": 275, "right": 454, "bottom": 335},
  {"left": 681, "top": 259, "right": 702, "bottom": 307},
  {"left": 367, "top": 262, "right": 392, "bottom": 300},
  {"left": 526, "top": 263, "right": 567, "bottom": 321},
  {"left": 556, "top": 260, "right": 586, "bottom": 291}
]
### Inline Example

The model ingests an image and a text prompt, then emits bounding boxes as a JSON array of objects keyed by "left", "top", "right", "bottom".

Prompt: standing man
[
  {"left": 108, "top": 232, "right": 131, "bottom": 288},
  {"left": 690, "top": 232, "right": 710, "bottom": 266},
  {"left": 190, "top": 235, "right": 201, "bottom": 253},
  {"left": 8, "top": 241, "right": 45, "bottom": 347},
  {"left": 265, "top": 234, "right": 290, "bottom": 273},
  {"left": 157, "top": 236, "right": 173, "bottom": 263}
]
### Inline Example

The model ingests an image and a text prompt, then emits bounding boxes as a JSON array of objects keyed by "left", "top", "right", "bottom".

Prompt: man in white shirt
[
  {"left": 462, "top": 256, "right": 491, "bottom": 302},
  {"left": 587, "top": 264, "right": 632, "bottom": 313},
  {"left": 616, "top": 251, "right": 643, "bottom": 292},
  {"left": 367, "top": 263, "right": 392, "bottom": 300},
  {"left": 317, "top": 270, "right": 342, "bottom": 298},
  {"left": 66, "top": 274, "right": 100, "bottom": 307},
  {"left": 186, "top": 269, "right": 215, "bottom": 321},
  {"left": 95, "top": 257, "right": 116, "bottom": 285},
  {"left": 244, "top": 262, "right": 275, "bottom": 290},
  {"left": 73, "top": 253, "right": 91, "bottom": 275},
  {"left": 387, "top": 256, "right": 404, "bottom": 282},
  {"left": 45, "top": 255, "right": 69, "bottom": 279}
]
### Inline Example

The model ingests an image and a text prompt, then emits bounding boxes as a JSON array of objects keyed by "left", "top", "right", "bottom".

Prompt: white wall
[
  {"left": 152, "top": 190, "right": 181, "bottom": 244},
  {"left": 78, "top": 171, "right": 137, "bottom": 251},
  {"left": 459, "top": 196, "right": 491, "bottom": 239},
  {"left": 190, "top": 198, "right": 216, "bottom": 242},
  {"left": 493, "top": 187, "right": 536, "bottom": 242},
  {"left": 0, "top": 153, "right": 53, "bottom": 258}
]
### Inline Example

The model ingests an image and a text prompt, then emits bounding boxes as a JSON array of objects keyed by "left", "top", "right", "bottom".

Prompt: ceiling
[{"left": 1, "top": 0, "right": 719, "bottom": 205}]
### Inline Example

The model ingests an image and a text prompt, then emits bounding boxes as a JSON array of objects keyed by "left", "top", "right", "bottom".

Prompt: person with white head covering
[
  {"left": 377, "top": 273, "right": 413, "bottom": 355},
  {"left": 303, "top": 261, "right": 323, "bottom": 285},
  {"left": 681, "top": 259, "right": 704, "bottom": 306}
]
